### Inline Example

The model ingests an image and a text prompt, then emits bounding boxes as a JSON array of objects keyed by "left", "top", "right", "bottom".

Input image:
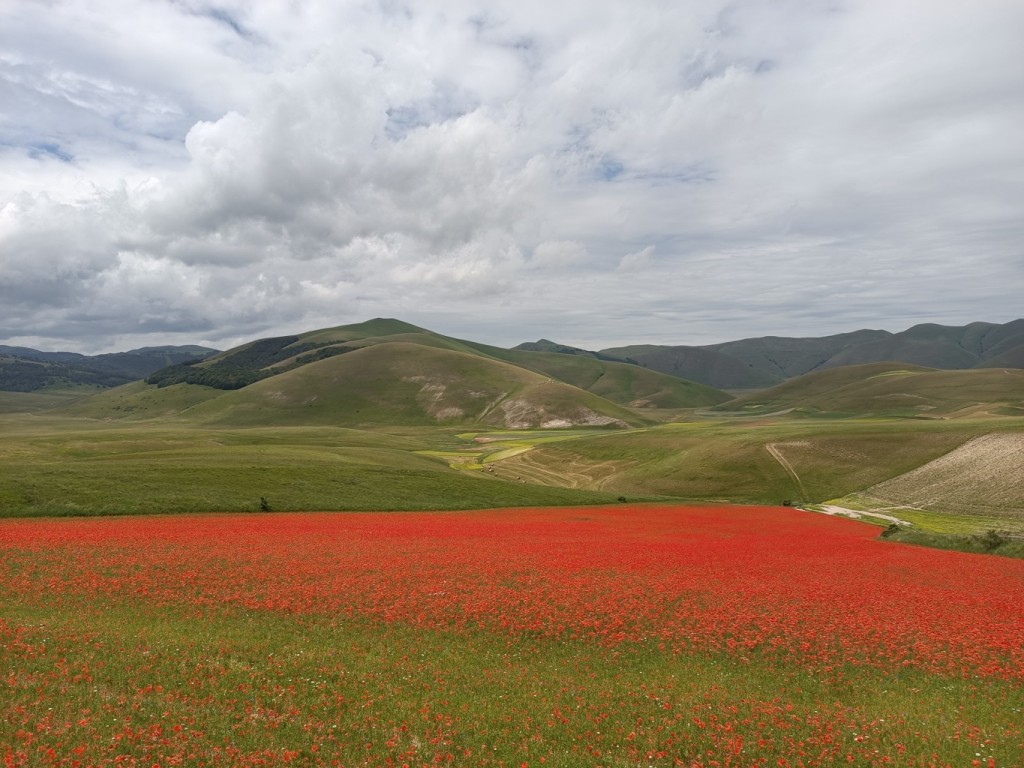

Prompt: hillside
[
  {"left": 597, "top": 343, "right": 781, "bottom": 390},
  {"left": 583, "top": 319, "right": 1024, "bottom": 386},
  {"left": 180, "top": 342, "right": 647, "bottom": 428},
  {"left": 854, "top": 433, "right": 1024, "bottom": 518},
  {"left": 713, "top": 362, "right": 1024, "bottom": 418},
  {"left": 705, "top": 329, "right": 890, "bottom": 379},
  {"left": 0, "top": 345, "right": 217, "bottom": 392},
  {"left": 468, "top": 342, "right": 731, "bottom": 408},
  {"left": 69, "top": 319, "right": 728, "bottom": 428}
]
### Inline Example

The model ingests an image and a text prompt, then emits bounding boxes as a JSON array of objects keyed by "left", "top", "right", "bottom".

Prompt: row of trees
[{"left": 146, "top": 339, "right": 356, "bottom": 391}]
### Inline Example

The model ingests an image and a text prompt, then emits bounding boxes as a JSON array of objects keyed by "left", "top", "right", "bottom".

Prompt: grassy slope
[
  {"left": 822, "top": 320, "right": 1024, "bottom": 371},
  {"left": 714, "top": 362, "right": 1024, "bottom": 418},
  {"left": 487, "top": 418, "right": 1019, "bottom": 506},
  {"left": 64, "top": 344, "right": 652, "bottom": 429},
  {"left": 597, "top": 343, "right": 782, "bottom": 389},
  {"left": 705, "top": 329, "right": 891, "bottom": 378},
  {"left": 458, "top": 340, "right": 733, "bottom": 408},
  {"left": 833, "top": 433, "right": 1024, "bottom": 538},
  {"left": 0, "top": 389, "right": 96, "bottom": 413},
  {"left": 187, "top": 343, "right": 649, "bottom": 428},
  {"left": 68, "top": 319, "right": 723, "bottom": 427}
]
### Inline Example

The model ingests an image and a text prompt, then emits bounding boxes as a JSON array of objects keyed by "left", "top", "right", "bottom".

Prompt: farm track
[{"left": 766, "top": 442, "right": 808, "bottom": 500}]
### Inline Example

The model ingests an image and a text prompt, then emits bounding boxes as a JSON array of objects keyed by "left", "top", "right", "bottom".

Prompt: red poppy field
[{"left": 2, "top": 504, "right": 1023, "bottom": 767}]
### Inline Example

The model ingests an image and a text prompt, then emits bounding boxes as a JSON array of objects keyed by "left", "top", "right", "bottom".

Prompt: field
[
  {"left": 3, "top": 504, "right": 1023, "bottom": 767},
  {"left": 3, "top": 408, "right": 1022, "bottom": 528}
]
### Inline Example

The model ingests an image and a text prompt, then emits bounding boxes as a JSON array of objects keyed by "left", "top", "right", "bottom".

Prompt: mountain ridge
[
  {"left": 63, "top": 318, "right": 730, "bottom": 429},
  {"left": 0, "top": 345, "right": 217, "bottom": 392},
  {"left": 575, "top": 319, "right": 1024, "bottom": 389}
]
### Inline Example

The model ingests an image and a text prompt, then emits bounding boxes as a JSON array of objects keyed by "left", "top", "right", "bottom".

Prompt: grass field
[
  {"left": 0, "top": 417, "right": 632, "bottom": 516},
  {"left": 2, "top": 505, "right": 1023, "bottom": 767},
  {"left": 1, "top": 405, "right": 1021, "bottom": 536},
  {"left": 2, "top": 381, "right": 1023, "bottom": 765}
]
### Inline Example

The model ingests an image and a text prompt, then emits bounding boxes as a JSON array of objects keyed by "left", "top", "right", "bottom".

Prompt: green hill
[
  {"left": 182, "top": 342, "right": 648, "bottom": 428},
  {"left": 705, "top": 329, "right": 891, "bottom": 379},
  {"left": 707, "top": 320, "right": 1024, "bottom": 377},
  {"left": 60, "top": 318, "right": 731, "bottom": 428},
  {"left": 598, "top": 320, "right": 1024, "bottom": 385},
  {"left": 713, "top": 362, "right": 1024, "bottom": 418},
  {"left": 148, "top": 321, "right": 726, "bottom": 410},
  {"left": 597, "top": 344, "right": 781, "bottom": 390},
  {"left": 463, "top": 341, "right": 731, "bottom": 408}
]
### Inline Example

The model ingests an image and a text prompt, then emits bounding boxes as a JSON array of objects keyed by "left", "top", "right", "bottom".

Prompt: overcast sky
[{"left": 1, "top": 0, "right": 1022, "bottom": 353}]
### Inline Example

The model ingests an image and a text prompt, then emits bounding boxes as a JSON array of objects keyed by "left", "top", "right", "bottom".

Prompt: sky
[{"left": 1, "top": 0, "right": 1022, "bottom": 354}]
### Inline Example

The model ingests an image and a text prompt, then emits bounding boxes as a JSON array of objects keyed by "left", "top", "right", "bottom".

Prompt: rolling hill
[
  {"left": 602, "top": 320, "right": 1024, "bottom": 386},
  {"left": 595, "top": 343, "right": 783, "bottom": 390},
  {"left": 712, "top": 362, "right": 1024, "bottom": 418},
  {"left": 66, "top": 319, "right": 729, "bottom": 428},
  {"left": 853, "top": 432, "right": 1024, "bottom": 518}
]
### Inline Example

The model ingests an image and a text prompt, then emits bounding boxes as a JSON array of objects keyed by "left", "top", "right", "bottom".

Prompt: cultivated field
[
  {"left": 857, "top": 432, "right": 1024, "bottom": 517},
  {"left": 2, "top": 505, "right": 1023, "bottom": 767}
]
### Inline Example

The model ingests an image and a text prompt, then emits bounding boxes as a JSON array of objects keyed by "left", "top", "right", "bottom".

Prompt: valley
[{"left": 1, "top": 317, "right": 1021, "bottom": 551}]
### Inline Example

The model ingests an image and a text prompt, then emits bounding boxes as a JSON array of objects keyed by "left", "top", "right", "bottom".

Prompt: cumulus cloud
[{"left": 0, "top": 0, "right": 1021, "bottom": 352}]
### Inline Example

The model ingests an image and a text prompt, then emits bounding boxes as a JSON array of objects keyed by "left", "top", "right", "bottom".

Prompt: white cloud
[{"left": 0, "top": 0, "right": 1021, "bottom": 352}]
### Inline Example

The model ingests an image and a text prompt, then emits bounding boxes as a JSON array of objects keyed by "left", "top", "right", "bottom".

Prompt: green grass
[
  {"left": 2, "top": 405, "right": 1021, "bottom": 535},
  {"left": 490, "top": 418, "right": 1014, "bottom": 503},
  {"left": 0, "top": 419, "right": 638, "bottom": 517},
  {"left": 881, "top": 528, "right": 1024, "bottom": 558},
  {"left": 4, "top": 595, "right": 1022, "bottom": 766},
  {"left": 64, "top": 343, "right": 652, "bottom": 429},
  {"left": 0, "top": 389, "right": 95, "bottom": 413},
  {"left": 715, "top": 363, "right": 1024, "bottom": 418},
  {"left": 458, "top": 340, "right": 733, "bottom": 408}
]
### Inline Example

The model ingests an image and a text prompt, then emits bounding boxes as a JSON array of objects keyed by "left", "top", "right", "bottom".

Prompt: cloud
[{"left": 0, "top": 0, "right": 1021, "bottom": 352}]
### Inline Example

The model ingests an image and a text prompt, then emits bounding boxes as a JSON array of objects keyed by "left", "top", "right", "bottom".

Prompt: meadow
[
  {"left": 3, "top": 504, "right": 1023, "bottom": 767},
  {"left": 2, "top": 395, "right": 1022, "bottom": 766},
  {"left": 3, "top": 407, "right": 1021, "bottom": 529}
]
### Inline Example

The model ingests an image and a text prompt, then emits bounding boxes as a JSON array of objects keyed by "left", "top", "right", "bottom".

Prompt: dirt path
[
  {"left": 817, "top": 504, "right": 912, "bottom": 527},
  {"left": 766, "top": 442, "right": 808, "bottom": 500}
]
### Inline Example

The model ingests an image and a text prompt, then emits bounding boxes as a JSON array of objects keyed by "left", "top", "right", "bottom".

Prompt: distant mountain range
[
  {"left": 0, "top": 345, "right": 218, "bottom": 392},
  {"left": 4, "top": 318, "right": 1022, "bottom": 427},
  {"left": 524, "top": 319, "right": 1024, "bottom": 390},
  {"left": 0, "top": 316, "right": 1015, "bottom": 426}
]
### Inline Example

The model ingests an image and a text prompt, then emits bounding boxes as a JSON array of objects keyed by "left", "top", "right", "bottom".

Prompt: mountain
[
  {"left": 534, "top": 319, "right": 1024, "bottom": 389},
  {"left": 67, "top": 319, "right": 730, "bottom": 428},
  {"left": 704, "top": 329, "right": 890, "bottom": 379},
  {"left": 712, "top": 362, "right": 1024, "bottom": 418},
  {"left": 87, "top": 346, "right": 220, "bottom": 378},
  {"left": 705, "top": 320, "right": 1024, "bottom": 378},
  {"left": 0, "top": 344, "right": 218, "bottom": 392},
  {"left": 814, "top": 321, "right": 1024, "bottom": 372},
  {"left": 514, "top": 339, "right": 635, "bottom": 364},
  {"left": 0, "top": 355, "right": 134, "bottom": 392},
  {"left": 597, "top": 344, "right": 782, "bottom": 390}
]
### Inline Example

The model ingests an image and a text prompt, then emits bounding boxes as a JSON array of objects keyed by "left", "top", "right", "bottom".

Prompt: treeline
[{"left": 147, "top": 336, "right": 356, "bottom": 390}]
